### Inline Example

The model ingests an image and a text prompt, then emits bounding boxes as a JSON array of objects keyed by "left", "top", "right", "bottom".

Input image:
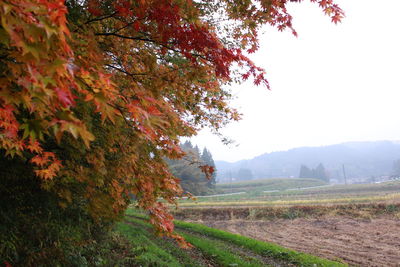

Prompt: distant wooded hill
[{"left": 216, "top": 141, "right": 400, "bottom": 183}]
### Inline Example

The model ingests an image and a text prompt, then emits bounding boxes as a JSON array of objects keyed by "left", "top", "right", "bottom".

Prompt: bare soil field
[
  {"left": 174, "top": 198, "right": 400, "bottom": 265},
  {"left": 201, "top": 217, "right": 400, "bottom": 267}
]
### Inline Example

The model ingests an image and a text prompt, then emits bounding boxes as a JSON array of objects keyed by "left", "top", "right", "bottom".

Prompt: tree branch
[
  {"left": 85, "top": 12, "right": 117, "bottom": 25},
  {"left": 106, "top": 64, "right": 149, "bottom": 77},
  {"left": 95, "top": 32, "right": 210, "bottom": 62}
]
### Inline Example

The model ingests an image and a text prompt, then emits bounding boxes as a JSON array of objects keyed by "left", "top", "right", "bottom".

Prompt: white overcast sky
[{"left": 192, "top": 0, "right": 400, "bottom": 162}]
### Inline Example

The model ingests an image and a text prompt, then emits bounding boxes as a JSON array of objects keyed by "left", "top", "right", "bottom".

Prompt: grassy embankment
[
  {"left": 178, "top": 179, "right": 400, "bottom": 207},
  {"left": 115, "top": 208, "right": 347, "bottom": 267}
]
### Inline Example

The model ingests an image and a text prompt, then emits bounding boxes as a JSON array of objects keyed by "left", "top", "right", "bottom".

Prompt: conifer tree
[
  {"left": 201, "top": 147, "right": 217, "bottom": 188},
  {"left": 167, "top": 141, "right": 210, "bottom": 195},
  {"left": 315, "top": 163, "right": 329, "bottom": 182},
  {"left": 299, "top": 165, "right": 312, "bottom": 178}
]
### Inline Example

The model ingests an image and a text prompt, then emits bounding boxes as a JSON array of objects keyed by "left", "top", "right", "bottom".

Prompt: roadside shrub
[
  {"left": 0, "top": 155, "right": 131, "bottom": 266},
  {"left": 282, "top": 208, "right": 303, "bottom": 220}
]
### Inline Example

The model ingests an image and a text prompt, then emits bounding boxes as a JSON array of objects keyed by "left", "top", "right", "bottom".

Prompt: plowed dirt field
[{"left": 202, "top": 217, "right": 400, "bottom": 266}]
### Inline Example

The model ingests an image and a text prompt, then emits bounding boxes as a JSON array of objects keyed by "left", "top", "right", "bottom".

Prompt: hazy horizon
[
  {"left": 209, "top": 139, "right": 400, "bottom": 163},
  {"left": 191, "top": 0, "right": 400, "bottom": 162}
]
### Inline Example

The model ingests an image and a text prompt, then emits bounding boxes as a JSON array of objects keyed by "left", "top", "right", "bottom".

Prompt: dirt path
[{"left": 201, "top": 217, "right": 400, "bottom": 267}]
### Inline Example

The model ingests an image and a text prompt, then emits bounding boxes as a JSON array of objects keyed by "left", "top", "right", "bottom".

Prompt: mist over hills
[{"left": 216, "top": 141, "right": 400, "bottom": 183}]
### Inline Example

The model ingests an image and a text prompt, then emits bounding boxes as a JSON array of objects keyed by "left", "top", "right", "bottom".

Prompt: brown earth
[{"left": 200, "top": 217, "right": 400, "bottom": 267}]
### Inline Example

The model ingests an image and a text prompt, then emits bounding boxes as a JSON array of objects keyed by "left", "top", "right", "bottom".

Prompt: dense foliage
[
  {"left": 0, "top": 0, "right": 342, "bottom": 264},
  {"left": 167, "top": 141, "right": 216, "bottom": 195}
]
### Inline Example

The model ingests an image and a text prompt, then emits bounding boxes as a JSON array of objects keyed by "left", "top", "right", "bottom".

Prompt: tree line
[{"left": 299, "top": 163, "right": 329, "bottom": 182}]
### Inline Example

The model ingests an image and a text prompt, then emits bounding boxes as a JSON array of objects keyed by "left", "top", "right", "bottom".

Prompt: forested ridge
[{"left": 216, "top": 141, "right": 400, "bottom": 182}]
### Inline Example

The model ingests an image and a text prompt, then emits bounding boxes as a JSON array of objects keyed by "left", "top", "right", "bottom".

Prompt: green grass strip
[
  {"left": 179, "top": 231, "right": 267, "bottom": 267},
  {"left": 116, "top": 222, "right": 182, "bottom": 267}
]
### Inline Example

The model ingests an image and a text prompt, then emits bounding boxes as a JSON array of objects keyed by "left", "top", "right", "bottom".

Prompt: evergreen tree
[
  {"left": 182, "top": 140, "right": 194, "bottom": 151},
  {"left": 315, "top": 163, "right": 329, "bottom": 182},
  {"left": 166, "top": 141, "right": 212, "bottom": 195},
  {"left": 299, "top": 163, "right": 329, "bottom": 182},
  {"left": 201, "top": 147, "right": 217, "bottom": 188},
  {"left": 299, "top": 165, "right": 312, "bottom": 178}
]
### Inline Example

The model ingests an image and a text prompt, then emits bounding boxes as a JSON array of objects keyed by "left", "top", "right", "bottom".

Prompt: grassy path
[
  {"left": 117, "top": 220, "right": 210, "bottom": 267},
  {"left": 124, "top": 215, "right": 267, "bottom": 267}
]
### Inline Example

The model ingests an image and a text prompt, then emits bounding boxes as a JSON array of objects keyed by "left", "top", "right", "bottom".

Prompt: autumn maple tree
[{"left": 0, "top": 0, "right": 343, "bottom": 264}]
